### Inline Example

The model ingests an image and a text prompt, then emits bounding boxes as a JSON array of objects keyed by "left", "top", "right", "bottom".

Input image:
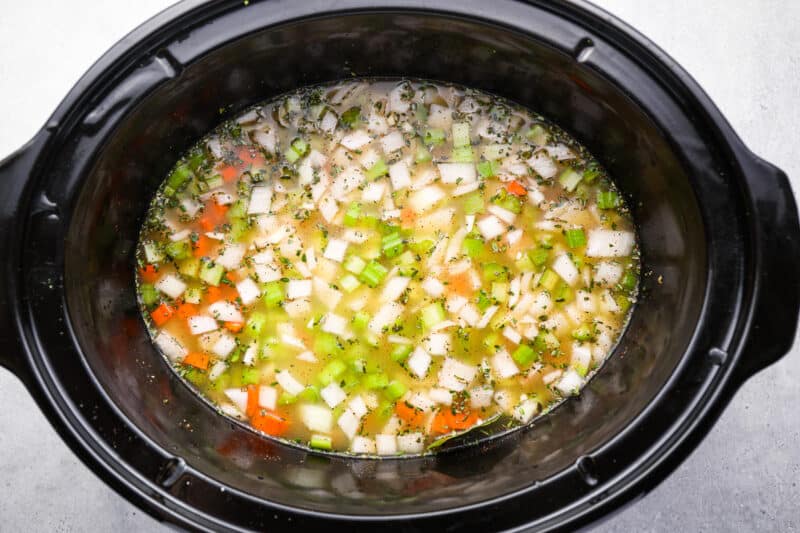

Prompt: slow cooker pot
[{"left": 0, "top": 0, "right": 798, "bottom": 530}]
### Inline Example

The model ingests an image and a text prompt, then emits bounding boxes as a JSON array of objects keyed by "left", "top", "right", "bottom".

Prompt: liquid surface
[{"left": 136, "top": 80, "right": 639, "bottom": 456}]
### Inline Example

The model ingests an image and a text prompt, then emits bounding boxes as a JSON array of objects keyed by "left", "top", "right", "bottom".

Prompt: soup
[{"left": 135, "top": 80, "right": 639, "bottom": 455}]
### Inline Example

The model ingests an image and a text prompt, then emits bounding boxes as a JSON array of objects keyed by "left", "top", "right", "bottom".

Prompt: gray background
[{"left": 0, "top": 1, "right": 797, "bottom": 531}]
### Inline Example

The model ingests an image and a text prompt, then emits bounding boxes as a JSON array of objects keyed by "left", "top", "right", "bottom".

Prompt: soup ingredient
[{"left": 136, "top": 80, "right": 639, "bottom": 456}]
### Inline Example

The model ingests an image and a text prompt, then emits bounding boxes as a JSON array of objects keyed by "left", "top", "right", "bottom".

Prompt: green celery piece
[
  {"left": 262, "top": 281, "right": 284, "bottom": 307},
  {"left": 199, "top": 260, "right": 224, "bottom": 286},
  {"left": 339, "top": 274, "right": 361, "bottom": 293},
  {"left": 538, "top": 268, "right": 560, "bottom": 291},
  {"left": 139, "top": 284, "right": 159, "bottom": 307},
  {"left": 363, "top": 373, "right": 389, "bottom": 390},
  {"left": 528, "top": 247, "right": 549, "bottom": 266},
  {"left": 390, "top": 344, "right": 413, "bottom": 362},
  {"left": 423, "top": 128, "right": 445, "bottom": 146},
  {"left": 165, "top": 239, "right": 192, "bottom": 260},
  {"left": 352, "top": 311, "right": 370, "bottom": 330},
  {"left": 245, "top": 312, "right": 268, "bottom": 338},
  {"left": 451, "top": 146, "right": 474, "bottom": 163},
  {"left": 314, "top": 333, "right": 343, "bottom": 357},
  {"left": 525, "top": 124, "right": 548, "bottom": 146},
  {"left": 309, "top": 434, "right": 332, "bottom": 450},
  {"left": 565, "top": 228, "right": 586, "bottom": 249},
  {"left": 343, "top": 255, "right": 367, "bottom": 275},
  {"left": 463, "top": 192, "right": 485, "bottom": 215},
  {"left": 343, "top": 202, "right": 361, "bottom": 227},
  {"left": 241, "top": 367, "right": 260, "bottom": 385},
  {"left": 317, "top": 359, "right": 347, "bottom": 386},
  {"left": 359, "top": 260, "right": 388, "bottom": 287},
  {"left": 420, "top": 302, "right": 446, "bottom": 330},
  {"left": 340, "top": 106, "right": 361, "bottom": 129},
  {"left": 512, "top": 344, "right": 538, "bottom": 366},
  {"left": 597, "top": 190, "right": 621, "bottom": 209},
  {"left": 462, "top": 236, "right": 484, "bottom": 258},
  {"left": 384, "top": 380, "right": 407, "bottom": 400},
  {"left": 572, "top": 323, "right": 595, "bottom": 342},
  {"left": 366, "top": 159, "right": 389, "bottom": 180},
  {"left": 476, "top": 160, "right": 500, "bottom": 178},
  {"left": 452, "top": 122, "right": 471, "bottom": 147}
]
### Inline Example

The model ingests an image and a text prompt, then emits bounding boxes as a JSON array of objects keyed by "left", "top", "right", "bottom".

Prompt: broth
[{"left": 135, "top": 80, "right": 639, "bottom": 455}]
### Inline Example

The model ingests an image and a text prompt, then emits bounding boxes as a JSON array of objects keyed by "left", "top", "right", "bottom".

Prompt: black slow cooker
[{"left": 0, "top": 1, "right": 798, "bottom": 531}]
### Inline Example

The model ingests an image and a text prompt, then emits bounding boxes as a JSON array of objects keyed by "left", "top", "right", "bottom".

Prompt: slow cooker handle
[
  {"left": 736, "top": 155, "right": 800, "bottom": 384},
  {"left": 0, "top": 134, "right": 44, "bottom": 385}
]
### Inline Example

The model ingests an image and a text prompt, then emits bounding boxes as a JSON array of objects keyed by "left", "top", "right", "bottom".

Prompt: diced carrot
[
  {"left": 224, "top": 321, "right": 244, "bottom": 333},
  {"left": 395, "top": 402, "right": 425, "bottom": 428},
  {"left": 224, "top": 271, "right": 238, "bottom": 283},
  {"left": 220, "top": 165, "right": 239, "bottom": 182},
  {"left": 246, "top": 384, "right": 259, "bottom": 418},
  {"left": 199, "top": 200, "right": 230, "bottom": 231},
  {"left": 206, "top": 286, "right": 223, "bottom": 303},
  {"left": 150, "top": 303, "right": 174, "bottom": 326},
  {"left": 183, "top": 352, "right": 209, "bottom": 371},
  {"left": 447, "top": 271, "right": 474, "bottom": 296},
  {"left": 238, "top": 147, "right": 266, "bottom": 169},
  {"left": 139, "top": 264, "right": 160, "bottom": 283},
  {"left": 431, "top": 409, "right": 479, "bottom": 435},
  {"left": 400, "top": 206, "right": 416, "bottom": 228},
  {"left": 507, "top": 180, "right": 527, "bottom": 197},
  {"left": 192, "top": 234, "right": 213, "bottom": 258},
  {"left": 176, "top": 303, "right": 198, "bottom": 319},
  {"left": 250, "top": 410, "right": 290, "bottom": 436}
]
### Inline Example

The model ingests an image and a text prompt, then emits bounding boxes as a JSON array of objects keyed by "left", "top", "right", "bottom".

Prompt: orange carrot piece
[
  {"left": 224, "top": 271, "right": 238, "bottom": 283},
  {"left": 447, "top": 271, "right": 474, "bottom": 296},
  {"left": 224, "top": 321, "right": 244, "bottom": 333},
  {"left": 139, "top": 264, "right": 160, "bottom": 283},
  {"left": 220, "top": 165, "right": 239, "bottom": 182},
  {"left": 507, "top": 180, "right": 527, "bottom": 197},
  {"left": 150, "top": 303, "right": 174, "bottom": 326},
  {"left": 183, "top": 352, "right": 210, "bottom": 371},
  {"left": 250, "top": 411, "right": 290, "bottom": 436},
  {"left": 176, "top": 303, "right": 198, "bottom": 319},
  {"left": 431, "top": 409, "right": 479, "bottom": 435},
  {"left": 206, "top": 286, "right": 223, "bottom": 303},
  {"left": 395, "top": 402, "right": 425, "bottom": 428},
  {"left": 400, "top": 206, "right": 416, "bottom": 228},
  {"left": 246, "top": 385, "right": 259, "bottom": 418},
  {"left": 192, "top": 234, "right": 212, "bottom": 258}
]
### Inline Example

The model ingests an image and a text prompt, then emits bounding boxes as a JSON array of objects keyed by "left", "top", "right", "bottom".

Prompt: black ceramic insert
[{"left": 0, "top": 1, "right": 797, "bottom": 531}]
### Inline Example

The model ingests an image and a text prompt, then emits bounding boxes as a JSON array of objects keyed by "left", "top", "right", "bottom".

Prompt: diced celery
[
  {"left": 483, "top": 262, "right": 509, "bottom": 281},
  {"left": 597, "top": 190, "right": 621, "bottom": 209},
  {"left": 165, "top": 239, "right": 191, "bottom": 260},
  {"left": 565, "top": 228, "right": 586, "bottom": 249},
  {"left": 452, "top": 122, "right": 471, "bottom": 148},
  {"left": 476, "top": 290, "right": 492, "bottom": 311},
  {"left": 463, "top": 236, "right": 484, "bottom": 258},
  {"left": 363, "top": 373, "right": 389, "bottom": 390},
  {"left": 483, "top": 144, "right": 510, "bottom": 160},
  {"left": 615, "top": 293, "right": 633, "bottom": 313},
  {"left": 184, "top": 286, "right": 203, "bottom": 304},
  {"left": 420, "top": 302, "right": 446, "bottom": 331},
  {"left": 554, "top": 283, "right": 573, "bottom": 303},
  {"left": 205, "top": 175, "right": 224, "bottom": 190},
  {"left": 340, "top": 371, "right": 361, "bottom": 390},
  {"left": 491, "top": 190, "right": 522, "bottom": 214},
  {"left": 339, "top": 274, "right": 361, "bottom": 293},
  {"left": 512, "top": 344, "right": 538, "bottom": 366},
  {"left": 483, "top": 332, "right": 502, "bottom": 352},
  {"left": 299, "top": 386, "right": 320, "bottom": 402},
  {"left": 451, "top": 146, "right": 474, "bottom": 163},
  {"left": 409, "top": 239, "right": 435, "bottom": 255},
  {"left": 533, "top": 332, "right": 559, "bottom": 354},
  {"left": 279, "top": 392, "right": 297, "bottom": 406},
  {"left": 314, "top": 333, "right": 343, "bottom": 358},
  {"left": 572, "top": 323, "right": 595, "bottom": 342},
  {"left": 525, "top": 124, "right": 548, "bottom": 146},
  {"left": 583, "top": 164, "right": 601, "bottom": 183},
  {"left": 476, "top": 160, "right": 500, "bottom": 178},
  {"left": 228, "top": 199, "right": 248, "bottom": 219},
  {"left": 344, "top": 202, "right": 361, "bottom": 227},
  {"left": 343, "top": 255, "right": 367, "bottom": 275},
  {"left": 381, "top": 232, "right": 404, "bottom": 258},
  {"left": 310, "top": 434, "right": 333, "bottom": 450},
  {"left": 463, "top": 192, "right": 485, "bottom": 215},
  {"left": 558, "top": 168, "right": 583, "bottom": 192},
  {"left": 284, "top": 147, "right": 301, "bottom": 164},
  {"left": 339, "top": 106, "right": 361, "bottom": 129},
  {"left": 144, "top": 242, "right": 164, "bottom": 264},
  {"left": 178, "top": 257, "right": 200, "bottom": 278},
  {"left": 390, "top": 344, "right": 413, "bottom": 362},
  {"left": 241, "top": 367, "right": 260, "bottom": 385},
  {"left": 528, "top": 247, "right": 549, "bottom": 266},
  {"left": 291, "top": 137, "right": 309, "bottom": 158},
  {"left": 538, "top": 269, "right": 560, "bottom": 291},
  {"left": 199, "top": 260, "right": 225, "bottom": 286},
  {"left": 384, "top": 380, "right": 407, "bottom": 400},
  {"left": 166, "top": 164, "right": 193, "bottom": 192},
  {"left": 415, "top": 145, "right": 432, "bottom": 163},
  {"left": 538, "top": 234, "right": 554, "bottom": 249},
  {"left": 317, "top": 359, "right": 347, "bottom": 386},
  {"left": 359, "top": 260, "right": 388, "bottom": 287},
  {"left": 366, "top": 159, "right": 389, "bottom": 180},
  {"left": 423, "top": 128, "right": 445, "bottom": 146},
  {"left": 352, "top": 311, "right": 370, "bottom": 330},
  {"left": 229, "top": 218, "right": 250, "bottom": 241},
  {"left": 491, "top": 282, "right": 509, "bottom": 303},
  {"left": 262, "top": 281, "right": 284, "bottom": 307},
  {"left": 515, "top": 253, "right": 535, "bottom": 272},
  {"left": 620, "top": 270, "right": 638, "bottom": 291},
  {"left": 245, "top": 312, "right": 268, "bottom": 338},
  {"left": 139, "top": 284, "right": 159, "bottom": 307}
]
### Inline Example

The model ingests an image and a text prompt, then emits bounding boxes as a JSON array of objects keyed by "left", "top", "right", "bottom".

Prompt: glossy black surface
[{"left": 0, "top": 0, "right": 797, "bottom": 531}]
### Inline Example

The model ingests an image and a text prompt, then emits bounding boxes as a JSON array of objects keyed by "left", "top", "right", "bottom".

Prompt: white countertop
[{"left": 0, "top": 1, "right": 798, "bottom": 531}]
